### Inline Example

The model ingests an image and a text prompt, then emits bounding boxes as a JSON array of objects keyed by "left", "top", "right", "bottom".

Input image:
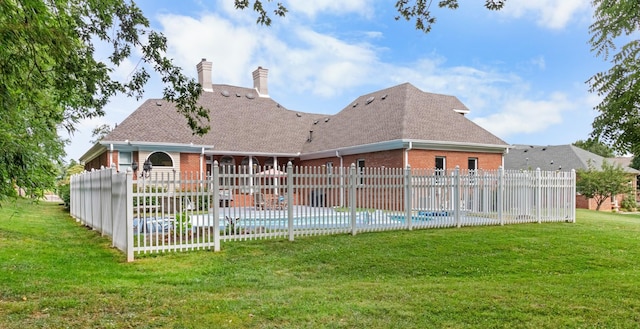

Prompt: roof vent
[
  {"left": 381, "top": 94, "right": 388, "bottom": 100},
  {"left": 352, "top": 102, "right": 358, "bottom": 108},
  {"left": 235, "top": 93, "right": 241, "bottom": 97},
  {"left": 542, "top": 147, "right": 547, "bottom": 151},
  {"left": 324, "top": 118, "right": 330, "bottom": 122},
  {"left": 246, "top": 93, "right": 255, "bottom": 99},
  {"left": 365, "top": 96, "right": 374, "bottom": 105},
  {"left": 156, "top": 101, "right": 162, "bottom": 106},
  {"left": 221, "top": 90, "right": 230, "bottom": 97},
  {"left": 313, "top": 120, "right": 319, "bottom": 125},
  {"left": 296, "top": 113, "right": 302, "bottom": 117}
]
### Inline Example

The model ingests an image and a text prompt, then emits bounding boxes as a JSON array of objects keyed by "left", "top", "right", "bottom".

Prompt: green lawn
[{"left": 1, "top": 198, "right": 639, "bottom": 328}]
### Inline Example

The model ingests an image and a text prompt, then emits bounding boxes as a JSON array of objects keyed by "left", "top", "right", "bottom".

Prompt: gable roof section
[
  {"left": 301, "top": 83, "right": 508, "bottom": 155},
  {"left": 101, "top": 84, "right": 325, "bottom": 156},
  {"left": 504, "top": 144, "right": 640, "bottom": 173}
]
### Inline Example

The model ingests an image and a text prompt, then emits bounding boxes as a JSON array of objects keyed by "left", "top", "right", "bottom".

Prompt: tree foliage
[
  {"left": 235, "top": 0, "right": 507, "bottom": 33},
  {"left": 572, "top": 138, "right": 616, "bottom": 158},
  {"left": 576, "top": 160, "right": 632, "bottom": 211},
  {"left": 0, "top": 0, "right": 209, "bottom": 201},
  {"left": 588, "top": 0, "right": 640, "bottom": 155},
  {"left": 90, "top": 124, "right": 113, "bottom": 144}
]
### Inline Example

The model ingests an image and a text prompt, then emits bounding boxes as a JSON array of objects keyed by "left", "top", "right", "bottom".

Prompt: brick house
[
  {"left": 80, "top": 59, "right": 509, "bottom": 181},
  {"left": 504, "top": 144, "right": 639, "bottom": 211}
]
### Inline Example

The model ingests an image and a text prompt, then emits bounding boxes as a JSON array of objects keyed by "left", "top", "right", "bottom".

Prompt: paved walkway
[{"left": 44, "top": 193, "right": 63, "bottom": 203}]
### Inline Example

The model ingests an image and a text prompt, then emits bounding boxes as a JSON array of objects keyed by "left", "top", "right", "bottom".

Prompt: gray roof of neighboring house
[
  {"left": 98, "top": 82, "right": 507, "bottom": 159},
  {"left": 504, "top": 144, "right": 640, "bottom": 174}
]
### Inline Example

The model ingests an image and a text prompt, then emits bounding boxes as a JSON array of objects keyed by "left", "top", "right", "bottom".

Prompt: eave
[{"left": 300, "top": 139, "right": 510, "bottom": 161}]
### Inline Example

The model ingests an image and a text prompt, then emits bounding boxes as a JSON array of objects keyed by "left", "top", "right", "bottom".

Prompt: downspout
[
  {"left": 336, "top": 150, "right": 344, "bottom": 207},
  {"left": 502, "top": 147, "right": 509, "bottom": 169},
  {"left": 404, "top": 141, "right": 413, "bottom": 168},
  {"left": 109, "top": 144, "right": 114, "bottom": 169},
  {"left": 200, "top": 147, "right": 205, "bottom": 179}
]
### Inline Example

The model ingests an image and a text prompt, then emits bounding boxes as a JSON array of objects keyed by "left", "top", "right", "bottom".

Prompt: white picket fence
[{"left": 70, "top": 162, "right": 576, "bottom": 261}]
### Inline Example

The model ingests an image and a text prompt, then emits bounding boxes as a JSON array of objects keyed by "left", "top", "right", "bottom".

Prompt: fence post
[
  {"left": 536, "top": 168, "right": 542, "bottom": 223},
  {"left": 212, "top": 161, "right": 221, "bottom": 251},
  {"left": 287, "top": 162, "right": 295, "bottom": 241},
  {"left": 405, "top": 165, "right": 412, "bottom": 230},
  {"left": 349, "top": 163, "right": 357, "bottom": 235},
  {"left": 498, "top": 166, "right": 504, "bottom": 226},
  {"left": 571, "top": 169, "right": 576, "bottom": 223},
  {"left": 125, "top": 168, "right": 134, "bottom": 262},
  {"left": 454, "top": 166, "right": 461, "bottom": 228}
]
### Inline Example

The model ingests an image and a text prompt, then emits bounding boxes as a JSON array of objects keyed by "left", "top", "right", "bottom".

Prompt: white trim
[{"left": 300, "top": 139, "right": 510, "bottom": 161}]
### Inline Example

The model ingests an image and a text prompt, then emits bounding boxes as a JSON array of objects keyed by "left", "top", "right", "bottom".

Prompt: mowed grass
[{"left": 1, "top": 199, "right": 640, "bottom": 328}]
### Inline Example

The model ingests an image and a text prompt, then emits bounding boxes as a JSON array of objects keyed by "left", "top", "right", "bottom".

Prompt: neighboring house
[
  {"left": 80, "top": 59, "right": 509, "bottom": 182},
  {"left": 504, "top": 144, "right": 639, "bottom": 211}
]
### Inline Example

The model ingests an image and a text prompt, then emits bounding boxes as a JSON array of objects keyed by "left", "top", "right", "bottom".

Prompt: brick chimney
[
  {"left": 252, "top": 66, "right": 269, "bottom": 97},
  {"left": 196, "top": 58, "right": 213, "bottom": 92}
]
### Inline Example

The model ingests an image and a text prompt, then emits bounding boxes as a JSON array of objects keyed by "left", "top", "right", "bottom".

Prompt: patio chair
[
  {"left": 274, "top": 195, "right": 287, "bottom": 210},
  {"left": 254, "top": 192, "right": 266, "bottom": 210}
]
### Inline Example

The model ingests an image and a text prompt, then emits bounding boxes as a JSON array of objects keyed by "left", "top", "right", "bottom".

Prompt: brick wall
[
  {"left": 408, "top": 149, "right": 503, "bottom": 170},
  {"left": 301, "top": 150, "right": 404, "bottom": 168},
  {"left": 180, "top": 153, "right": 203, "bottom": 173}
]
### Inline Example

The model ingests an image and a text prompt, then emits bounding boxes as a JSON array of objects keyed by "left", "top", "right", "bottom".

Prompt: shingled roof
[
  {"left": 301, "top": 83, "right": 507, "bottom": 154},
  {"left": 103, "top": 84, "right": 325, "bottom": 155},
  {"left": 86, "top": 58, "right": 512, "bottom": 164},
  {"left": 504, "top": 144, "right": 639, "bottom": 174}
]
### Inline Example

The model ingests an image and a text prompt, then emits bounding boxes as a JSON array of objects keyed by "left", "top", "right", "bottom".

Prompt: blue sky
[{"left": 65, "top": 0, "right": 602, "bottom": 162}]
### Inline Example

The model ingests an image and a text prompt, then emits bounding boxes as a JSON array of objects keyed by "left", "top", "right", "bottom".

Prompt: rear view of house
[{"left": 80, "top": 58, "right": 509, "bottom": 178}]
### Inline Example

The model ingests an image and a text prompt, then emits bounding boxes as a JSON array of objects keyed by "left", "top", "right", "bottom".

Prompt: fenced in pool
[{"left": 70, "top": 163, "right": 576, "bottom": 261}]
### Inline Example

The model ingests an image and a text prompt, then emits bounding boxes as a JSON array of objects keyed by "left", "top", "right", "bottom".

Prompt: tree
[
  {"left": 234, "top": 0, "right": 507, "bottom": 33},
  {"left": 1, "top": 0, "right": 209, "bottom": 201},
  {"left": 572, "top": 139, "right": 616, "bottom": 158},
  {"left": 588, "top": 0, "right": 640, "bottom": 155},
  {"left": 631, "top": 155, "right": 640, "bottom": 171},
  {"left": 576, "top": 160, "right": 632, "bottom": 211},
  {"left": 90, "top": 124, "right": 113, "bottom": 144}
]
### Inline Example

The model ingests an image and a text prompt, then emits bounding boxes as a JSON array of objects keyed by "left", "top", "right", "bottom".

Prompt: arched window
[
  {"left": 240, "top": 156, "right": 259, "bottom": 168},
  {"left": 147, "top": 152, "right": 173, "bottom": 167},
  {"left": 265, "top": 157, "right": 278, "bottom": 169}
]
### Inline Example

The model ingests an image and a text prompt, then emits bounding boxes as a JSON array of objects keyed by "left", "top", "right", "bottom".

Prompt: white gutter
[{"left": 301, "top": 139, "right": 509, "bottom": 161}]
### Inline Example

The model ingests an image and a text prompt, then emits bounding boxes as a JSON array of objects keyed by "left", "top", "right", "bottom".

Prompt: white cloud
[
  {"left": 500, "top": 0, "right": 591, "bottom": 29},
  {"left": 158, "top": 13, "right": 260, "bottom": 86},
  {"left": 286, "top": 0, "right": 371, "bottom": 18},
  {"left": 472, "top": 92, "right": 576, "bottom": 138},
  {"left": 530, "top": 56, "right": 546, "bottom": 70}
]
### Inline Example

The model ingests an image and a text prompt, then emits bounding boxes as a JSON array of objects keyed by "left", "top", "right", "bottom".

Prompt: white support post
[
  {"left": 287, "top": 162, "right": 295, "bottom": 241},
  {"left": 125, "top": 168, "right": 134, "bottom": 262},
  {"left": 212, "top": 161, "right": 221, "bottom": 251},
  {"left": 454, "top": 166, "right": 461, "bottom": 228},
  {"left": 404, "top": 165, "right": 412, "bottom": 230},
  {"left": 536, "top": 168, "right": 542, "bottom": 223},
  {"left": 349, "top": 164, "right": 357, "bottom": 235},
  {"left": 498, "top": 166, "right": 504, "bottom": 226}
]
